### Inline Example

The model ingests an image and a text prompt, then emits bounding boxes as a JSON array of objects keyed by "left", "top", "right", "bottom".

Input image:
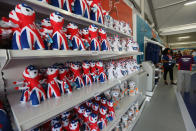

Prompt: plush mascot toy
[
  {"left": 69, "top": 120, "right": 80, "bottom": 131},
  {"left": 98, "top": 106, "right": 107, "bottom": 129},
  {"left": 98, "top": 28, "right": 109, "bottom": 51},
  {"left": 89, "top": 24, "right": 100, "bottom": 51},
  {"left": 46, "top": 66, "right": 61, "bottom": 98},
  {"left": 15, "top": 4, "right": 45, "bottom": 50},
  {"left": 90, "top": 62, "right": 97, "bottom": 82},
  {"left": 89, "top": 113, "right": 99, "bottom": 131},
  {"left": 96, "top": 61, "right": 107, "bottom": 83},
  {"left": 51, "top": 0, "right": 72, "bottom": 12},
  {"left": 88, "top": 0, "right": 105, "bottom": 24},
  {"left": 40, "top": 18, "right": 53, "bottom": 50},
  {"left": 50, "top": 12, "right": 69, "bottom": 50},
  {"left": 82, "top": 61, "right": 92, "bottom": 85},
  {"left": 107, "top": 100, "right": 115, "bottom": 122},
  {"left": 74, "top": 0, "right": 90, "bottom": 19},
  {"left": 70, "top": 63, "right": 84, "bottom": 89},
  {"left": 82, "top": 28, "right": 90, "bottom": 50},
  {"left": 67, "top": 23, "right": 85, "bottom": 50},
  {"left": 14, "top": 65, "right": 47, "bottom": 106}
]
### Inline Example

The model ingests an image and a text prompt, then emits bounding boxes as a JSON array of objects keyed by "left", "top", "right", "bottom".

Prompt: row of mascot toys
[
  {"left": 0, "top": 3, "right": 139, "bottom": 52},
  {"left": 33, "top": 79, "right": 139, "bottom": 131},
  {"left": 13, "top": 58, "right": 139, "bottom": 107}
]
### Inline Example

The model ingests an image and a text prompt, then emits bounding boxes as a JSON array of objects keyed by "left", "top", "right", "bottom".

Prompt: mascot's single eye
[
  {"left": 74, "top": 124, "right": 76, "bottom": 126},
  {"left": 58, "top": 16, "right": 61, "bottom": 19},
  {"left": 34, "top": 71, "right": 37, "bottom": 74},
  {"left": 26, "top": 8, "right": 30, "bottom": 12},
  {"left": 51, "top": 69, "right": 53, "bottom": 72}
]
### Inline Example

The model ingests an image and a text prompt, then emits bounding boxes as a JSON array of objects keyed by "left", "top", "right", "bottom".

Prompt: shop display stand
[{"left": 0, "top": 0, "right": 146, "bottom": 131}]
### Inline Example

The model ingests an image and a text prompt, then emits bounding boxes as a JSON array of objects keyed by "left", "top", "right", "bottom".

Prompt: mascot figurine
[
  {"left": 82, "top": 61, "right": 92, "bottom": 85},
  {"left": 96, "top": 61, "right": 107, "bottom": 83},
  {"left": 14, "top": 65, "right": 46, "bottom": 106},
  {"left": 50, "top": 12, "right": 69, "bottom": 50},
  {"left": 67, "top": 23, "right": 85, "bottom": 50},
  {"left": 98, "top": 28, "right": 109, "bottom": 51},
  {"left": 89, "top": 24, "right": 100, "bottom": 51},
  {"left": 68, "top": 120, "right": 80, "bottom": 131},
  {"left": 70, "top": 63, "right": 85, "bottom": 89},
  {"left": 98, "top": 106, "right": 107, "bottom": 129},
  {"left": 46, "top": 66, "right": 61, "bottom": 98},
  {"left": 82, "top": 28, "right": 90, "bottom": 50},
  {"left": 90, "top": 62, "right": 97, "bottom": 83},
  {"left": 15, "top": 4, "right": 45, "bottom": 50},
  {"left": 89, "top": 113, "right": 99, "bottom": 131}
]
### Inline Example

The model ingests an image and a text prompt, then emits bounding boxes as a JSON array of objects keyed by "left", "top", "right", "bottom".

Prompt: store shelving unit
[{"left": 0, "top": 0, "right": 148, "bottom": 131}]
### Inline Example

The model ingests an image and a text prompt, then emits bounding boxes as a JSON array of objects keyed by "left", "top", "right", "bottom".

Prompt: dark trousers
[{"left": 163, "top": 67, "right": 173, "bottom": 81}]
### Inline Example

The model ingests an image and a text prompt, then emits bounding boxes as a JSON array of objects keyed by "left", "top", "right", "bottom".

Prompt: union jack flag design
[
  {"left": 9, "top": 10, "right": 22, "bottom": 50},
  {"left": 90, "top": 62, "right": 97, "bottom": 82},
  {"left": 29, "top": 87, "right": 47, "bottom": 106},
  {"left": 98, "top": 28, "right": 109, "bottom": 51},
  {"left": 89, "top": 0, "right": 104, "bottom": 24},
  {"left": 46, "top": 67, "right": 61, "bottom": 98},
  {"left": 98, "top": 106, "right": 107, "bottom": 129},
  {"left": 70, "top": 63, "right": 84, "bottom": 89},
  {"left": 51, "top": 0, "right": 72, "bottom": 12},
  {"left": 67, "top": 23, "right": 85, "bottom": 50},
  {"left": 96, "top": 61, "right": 107, "bottom": 83},
  {"left": 15, "top": 4, "right": 45, "bottom": 50},
  {"left": 89, "top": 25, "right": 100, "bottom": 51},
  {"left": 50, "top": 12, "right": 69, "bottom": 50},
  {"left": 82, "top": 62, "right": 92, "bottom": 85},
  {"left": 89, "top": 113, "right": 99, "bottom": 131},
  {"left": 74, "top": 0, "right": 90, "bottom": 19}
]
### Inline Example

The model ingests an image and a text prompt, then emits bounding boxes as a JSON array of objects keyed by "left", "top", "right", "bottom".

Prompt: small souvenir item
[
  {"left": 61, "top": 111, "right": 71, "bottom": 119},
  {"left": 89, "top": 113, "right": 99, "bottom": 131},
  {"left": 51, "top": 0, "right": 72, "bottom": 12},
  {"left": 39, "top": 18, "right": 53, "bottom": 50},
  {"left": 59, "top": 67, "right": 72, "bottom": 94},
  {"left": 90, "top": 62, "right": 97, "bottom": 82},
  {"left": 50, "top": 12, "right": 69, "bottom": 50},
  {"left": 86, "top": 100, "right": 93, "bottom": 108},
  {"left": 14, "top": 65, "right": 46, "bottom": 106},
  {"left": 96, "top": 61, "right": 107, "bottom": 82},
  {"left": 134, "top": 102, "right": 139, "bottom": 115},
  {"left": 128, "top": 81, "right": 136, "bottom": 96},
  {"left": 15, "top": 4, "right": 45, "bottom": 50},
  {"left": 125, "top": 61, "right": 134, "bottom": 75},
  {"left": 78, "top": 105, "right": 86, "bottom": 119},
  {"left": 112, "top": 36, "right": 120, "bottom": 52},
  {"left": 83, "top": 108, "right": 91, "bottom": 130},
  {"left": 98, "top": 106, "right": 107, "bottom": 129},
  {"left": 67, "top": 23, "right": 85, "bottom": 50},
  {"left": 128, "top": 108, "right": 134, "bottom": 121},
  {"left": 121, "top": 39, "right": 127, "bottom": 51},
  {"left": 104, "top": 15, "right": 113, "bottom": 28},
  {"left": 92, "top": 102, "right": 99, "bottom": 114},
  {"left": 95, "top": 95, "right": 101, "bottom": 105},
  {"left": 70, "top": 63, "right": 84, "bottom": 89},
  {"left": 107, "top": 63, "right": 115, "bottom": 80},
  {"left": 115, "top": 62, "right": 124, "bottom": 79},
  {"left": 100, "top": 97, "right": 107, "bottom": 107},
  {"left": 111, "top": 89, "right": 120, "bottom": 110},
  {"left": 107, "top": 100, "right": 115, "bottom": 121},
  {"left": 74, "top": 0, "right": 90, "bottom": 19},
  {"left": 46, "top": 66, "right": 61, "bottom": 98},
  {"left": 89, "top": 24, "right": 100, "bottom": 51},
  {"left": 88, "top": 0, "right": 104, "bottom": 24},
  {"left": 69, "top": 120, "right": 80, "bottom": 131},
  {"left": 121, "top": 114, "right": 128, "bottom": 129},
  {"left": 98, "top": 28, "right": 109, "bottom": 51},
  {"left": 51, "top": 117, "right": 61, "bottom": 127},
  {"left": 82, "top": 61, "right": 92, "bottom": 85},
  {"left": 82, "top": 28, "right": 90, "bottom": 50},
  {"left": 107, "top": 37, "right": 113, "bottom": 51}
]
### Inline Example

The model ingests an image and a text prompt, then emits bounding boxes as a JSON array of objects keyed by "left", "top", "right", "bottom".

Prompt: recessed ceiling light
[
  {"left": 184, "top": 0, "right": 196, "bottom": 6},
  {"left": 178, "top": 36, "right": 190, "bottom": 40}
]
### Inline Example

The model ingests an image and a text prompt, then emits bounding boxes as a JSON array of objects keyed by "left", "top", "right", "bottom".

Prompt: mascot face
[
  {"left": 101, "top": 97, "right": 107, "bottom": 105},
  {"left": 70, "top": 63, "right": 80, "bottom": 71},
  {"left": 23, "top": 65, "right": 38, "bottom": 79},
  {"left": 78, "top": 105, "right": 85, "bottom": 114},
  {"left": 47, "top": 66, "right": 59, "bottom": 76},
  {"left": 15, "top": 4, "right": 35, "bottom": 23},
  {"left": 82, "top": 62, "right": 90, "bottom": 69},
  {"left": 107, "top": 100, "right": 114, "bottom": 107},
  {"left": 89, "top": 113, "right": 98, "bottom": 123},
  {"left": 67, "top": 23, "right": 78, "bottom": 30},
  {"left": 95, "top": 95, "right": 101, "bottom": 101},
  {"left": 50, "top": 12, "right": 64, "bottom": 27},
  {"left": 96, "top": 61, "right": 103, "bottom": 68},
  {"left": 90, "top": 62, "right": 96, "bottom": 68},
  {"left": 92, "top": 103, "right": 99, "bottom": 111},
  {"left": 82, "top": 28, "right": 89, "bottom": 35},
  {"left": 99, "top": 106, "right": 107, "bottom": 115},
  {"left": 86, "top": 100, "right": 93, "bottom": 107},
  {"left": 52, "top": 123, "right": 62, "bottom": 131},
  {"left": 69, "top": 120, "right": 79, "bottom": 130},
  {"left": 89, "top": 24, "right": 98, "bottom": 32},
  {"left": 98, "top": 28, "right": 106, "bottom": 35},
  {"left": 83, "top": 108, "right": 91, "bottom": 117},
  {"left": 41, "top": 18, "right": 52, "bottom": 28}
]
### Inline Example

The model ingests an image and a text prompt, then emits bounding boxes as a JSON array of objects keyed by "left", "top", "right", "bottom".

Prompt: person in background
[
  {"left": 162, "top": 48, "right": 176, "bottom": 85},
  {"left": 177, "top": 50, "right": 195, "bottom": 92},
  {"left": 176, "top": 50, "right": 182, "bottom": 63}
]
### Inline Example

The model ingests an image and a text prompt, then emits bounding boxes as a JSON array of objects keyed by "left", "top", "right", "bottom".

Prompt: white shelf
[
  {"left": 103, "top": 94, "right": 141, "bottom": 131},
  {"left": 7, "top": 71, "right": 141, "bottom": 131},
  {"left": 0, "top": 0, "right": 130, "bottom": 38},
  {"left": 7, "top": 50, "right": 143, "bottom": 60}
]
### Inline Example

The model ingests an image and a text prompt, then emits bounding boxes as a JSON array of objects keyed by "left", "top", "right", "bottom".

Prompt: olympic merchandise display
[{"left": 74, "top": 0, "right": 90, "bottom": 19}]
